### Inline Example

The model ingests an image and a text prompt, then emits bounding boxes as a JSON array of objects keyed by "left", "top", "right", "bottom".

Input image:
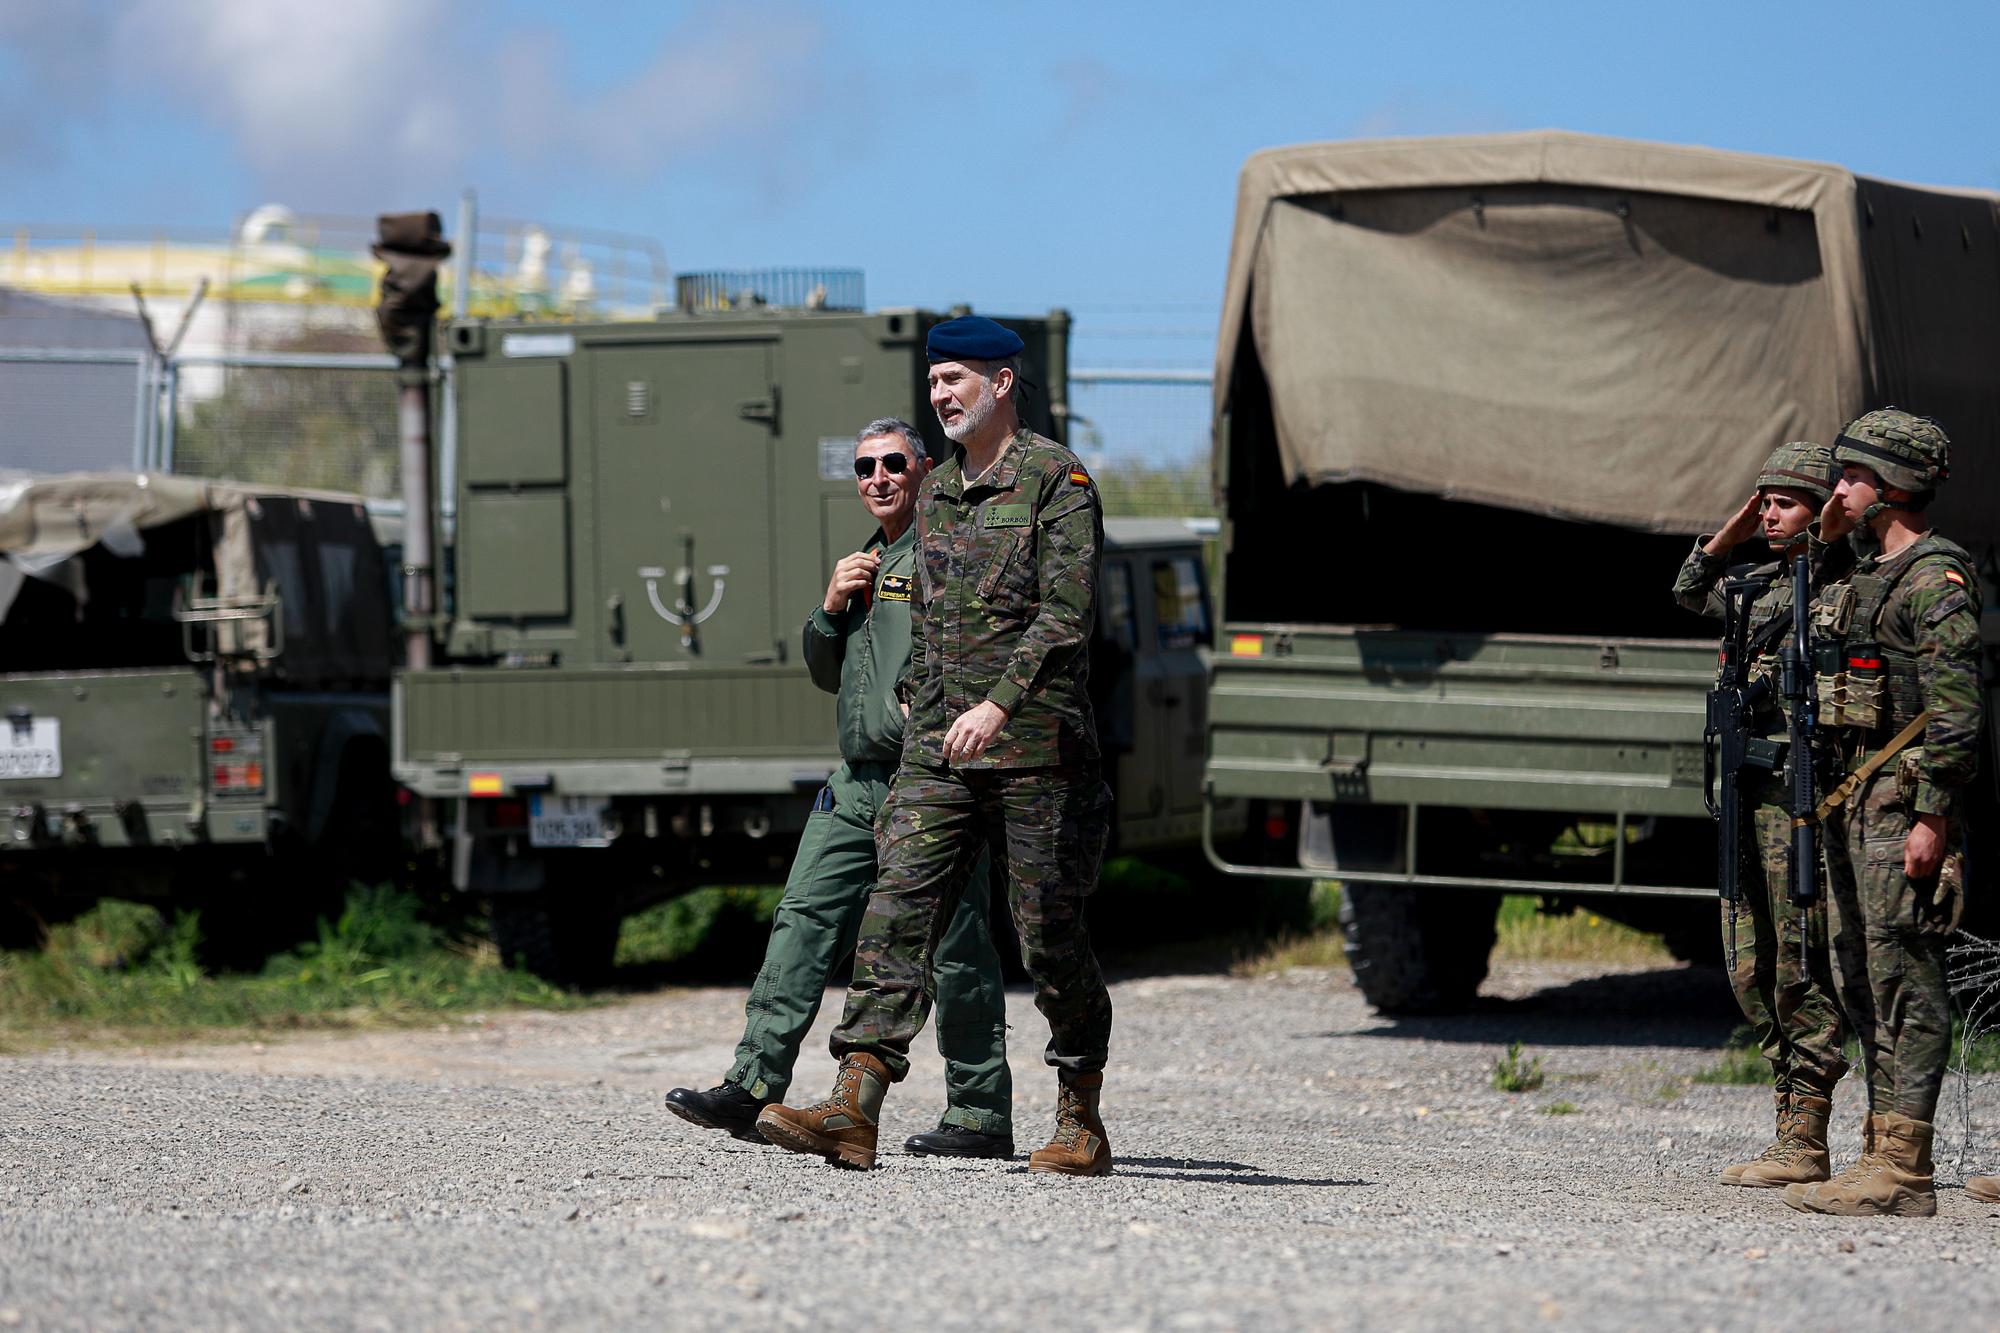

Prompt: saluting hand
[
  {"left": 823, "top": 549, "right": 881, "bottom": 614},
  {"left": 943, "top": 700, "right": 1008, "bottom": 766},
  {"left": 1817, "top": 492, "right": 1854, "bottom": 544},
  {"left": 1703, "top": 492, "right": 1762, "bottom": 555}
]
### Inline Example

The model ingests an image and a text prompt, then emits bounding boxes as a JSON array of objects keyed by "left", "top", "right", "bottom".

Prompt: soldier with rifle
[
  {"left": 1676, "top": 441, "right": 1849, "bottom": 1190},
  {"left": 1783, "top": 410, "right": 1983, "bottom": 1219}
]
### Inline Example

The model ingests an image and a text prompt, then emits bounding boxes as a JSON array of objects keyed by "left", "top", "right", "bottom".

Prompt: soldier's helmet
[
  {"left": 1755, "top": 441, "right": 1838, "bottom": 504},
  {"left": 1833, "top": 408, "right": 1950, "bottom": 493}
]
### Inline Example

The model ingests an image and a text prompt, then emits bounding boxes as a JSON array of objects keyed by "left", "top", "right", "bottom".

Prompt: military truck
[
  {"left": 392, "top": 291, "right": 1229, "bottom": 981},
  {"left": 1201, "top": 132, "right": 2000, "bottom": 1012},
  {"left": 0, "top": 472, "right": 402, "bottom": 956}
]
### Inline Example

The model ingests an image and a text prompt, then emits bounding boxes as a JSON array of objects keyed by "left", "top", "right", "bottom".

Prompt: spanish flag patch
[
  {"left": 1068, "top": 468, "right": 1091, "bottom": 487},
  {"left": 1944, "top": 569, "right": 1966, "bottom": 586}
]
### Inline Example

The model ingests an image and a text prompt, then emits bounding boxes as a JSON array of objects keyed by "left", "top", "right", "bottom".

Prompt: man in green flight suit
[
  {"left": 1672, "top": 441, "right": 1850, "bottom": 1190},
  {"left": 1781, "top": 409, "right": 1983, "bottom": 1219},
  {"left": 757, "top": 316, "right": 1117, "bottom": 1175},
  {"left": 663, "top": 417, "right": 1016, "bottom": 1159}
]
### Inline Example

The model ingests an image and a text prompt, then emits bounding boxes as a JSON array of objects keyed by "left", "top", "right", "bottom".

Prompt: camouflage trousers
[
  {"left": 831, "top": 758, "right": 1114, "bottom": 1081},
  {"left": 1721, "top": 774, "right": 1847, "bottom": 1095},
  {"left": 1823, "top": 758, "right": 1962, "bottom": 1123}
]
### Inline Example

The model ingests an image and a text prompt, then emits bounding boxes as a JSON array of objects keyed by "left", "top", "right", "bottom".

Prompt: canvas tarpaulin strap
[{"left": 1213, "top": 131, "right": 2000, "bottom": 542}]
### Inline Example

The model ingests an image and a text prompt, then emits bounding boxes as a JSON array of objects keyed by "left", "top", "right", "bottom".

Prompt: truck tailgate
[
  {"left": 1207, "top": 625, "right": 1717, "bottom": 818},
  {"left": 394, "top": 665, "right": 841, "bottom": 796},
  {"left": 0, "top": 668, "right": 206, "bottom": 844}
]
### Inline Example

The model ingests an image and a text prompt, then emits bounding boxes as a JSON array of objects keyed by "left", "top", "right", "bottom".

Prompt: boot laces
[
  {"left": 805, "top": 1061, "right": 862, "bottom": 1114},
  {"left": 1051, "top": 1086, "right": 1090, "bottom": 1149}
]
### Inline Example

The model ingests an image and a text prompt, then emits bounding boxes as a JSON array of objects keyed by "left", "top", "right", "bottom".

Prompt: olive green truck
[
  {"left": 0, "top": 474, "right": 401, "bottom": 957},
  {"left": 1202, "top": 132, "right": 2000, "bottom": 1012},
  {"left": 393, "top": 294, "right": 1228, "bottom": 980}
]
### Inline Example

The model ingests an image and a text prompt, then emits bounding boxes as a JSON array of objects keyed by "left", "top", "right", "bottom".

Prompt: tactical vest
[{"left": 1810, "top": 534, "right": 1976, "bottom": 738}]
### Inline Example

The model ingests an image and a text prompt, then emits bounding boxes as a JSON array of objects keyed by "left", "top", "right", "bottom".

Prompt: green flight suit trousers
[{"left": 727, "top": 759, "right": 1012, "bottom": 1133}]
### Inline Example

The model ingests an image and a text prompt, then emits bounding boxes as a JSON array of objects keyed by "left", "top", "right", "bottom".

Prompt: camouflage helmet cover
[
  {"left": 1755, "top": 440, "right": 1838, "bottom": 504},
  {"left": 1832, "top": 408, "right": 1950, "bottom": 493}
]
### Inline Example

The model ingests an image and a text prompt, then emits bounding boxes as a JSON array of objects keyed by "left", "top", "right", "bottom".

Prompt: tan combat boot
[
  {"left": 754, "top": 1052, "right": 889, "bottom": 1170},
  {"left": 1783, "top": 1111, "right": 1936, "bottom": 1217},
  {"left": 1729, "top": 1090, "right": 1832, "bottom": 1188},
  {"left": 1028, "top": 1071, "right": 1112, "bottom": 1177},
  {"left": 1967, "top": 1176, "right": 2000, "bottom": 1205}
]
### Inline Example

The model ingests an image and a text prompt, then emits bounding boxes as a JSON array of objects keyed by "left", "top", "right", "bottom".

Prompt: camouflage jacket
[
  {"left": 1827, "top": 531, "right": 1985, "bottom": 817},
  {"left": 1671, "top": 533, "right": 1845, "bottom": 721},
  {"left": 803, "top": 524, "right": 916, "bottom": 766},
  {"left": 900, "top": 428, "right": 1102, "bottom": 769}
]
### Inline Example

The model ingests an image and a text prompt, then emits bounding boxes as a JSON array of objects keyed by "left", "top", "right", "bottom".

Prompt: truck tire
[
  {"left": 489, "top": 893, "right": 619, "bottom": 987},
  {"left": 1339, "top": 883, "right": 1498, "bottom": 1015}
]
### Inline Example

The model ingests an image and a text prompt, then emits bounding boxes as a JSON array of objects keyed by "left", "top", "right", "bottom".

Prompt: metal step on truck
[
  {"left": 1201, "top": 131, "right": 2000, "bottom": 1013},
  {"left": 0, "top": 472, "right": 402, "bottom": 959},
  {"left": 383, "top": 258, "right": 1236, "bottom": 983}
]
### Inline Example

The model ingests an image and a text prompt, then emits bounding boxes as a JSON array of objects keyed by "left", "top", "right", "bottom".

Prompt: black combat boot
[
  {"left": 663, "top": 1081, "right": 773, "bottom": 1143},
  {"left": 904, "top": 1124, "right": 1015, "bottom": 1159}
]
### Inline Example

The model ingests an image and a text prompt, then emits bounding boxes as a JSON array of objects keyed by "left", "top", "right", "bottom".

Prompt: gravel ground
[{"left": 2, "top": 958, "right": 1995, "bottom": 1331}]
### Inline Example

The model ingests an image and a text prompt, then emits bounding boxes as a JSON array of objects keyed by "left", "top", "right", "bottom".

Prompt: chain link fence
[
  {"left": 166, "top": 354, "right": 403, "bottom": 499},
  {"left": 1068, "top": 370, "right": 1214, "bottom": 518},
  {"left": 3, "top": 345, "right": 1215, "bottom": 519}
]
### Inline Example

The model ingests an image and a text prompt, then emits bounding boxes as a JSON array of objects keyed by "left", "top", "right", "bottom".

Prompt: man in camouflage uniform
[
  {"left": 663, "top": 419, "right": 1016, "bottom": 1159},
  {"left": 1781, "top": 409, "right": 1983, "bottom": 1219},
  {"left": 757, "top": 315, "right": 1116, "bottom": 1175},
  {"left": 1673, "top": 441, "right": 1849, "bottom": 1189}
]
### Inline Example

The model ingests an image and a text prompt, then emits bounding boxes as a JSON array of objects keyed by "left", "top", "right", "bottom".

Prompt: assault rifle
[
  {"left": 1779, "top": 548, "right": 1819, "bottom": 908},
  {"left": 1703, "top": 568, "right": 1779, "bottom": 908}
]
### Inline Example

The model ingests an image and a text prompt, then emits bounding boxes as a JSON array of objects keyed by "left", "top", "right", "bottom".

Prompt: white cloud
[{"left": 1, "top": 0, "right": 837, "bottom": 210}]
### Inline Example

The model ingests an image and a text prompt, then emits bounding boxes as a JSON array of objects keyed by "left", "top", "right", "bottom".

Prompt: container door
[{"left": 592, "top": 342, "right": 779, "bottom": 664}]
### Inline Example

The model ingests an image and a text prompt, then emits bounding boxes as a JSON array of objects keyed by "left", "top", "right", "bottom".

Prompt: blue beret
[{"left": 925, "top": 315, "right": 1025, "bottom": 363}]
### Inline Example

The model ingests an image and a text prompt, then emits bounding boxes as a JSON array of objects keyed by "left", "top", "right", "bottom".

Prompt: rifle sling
[{"left": 1796, "top": 711, "right": 1930, "bottom": 827}]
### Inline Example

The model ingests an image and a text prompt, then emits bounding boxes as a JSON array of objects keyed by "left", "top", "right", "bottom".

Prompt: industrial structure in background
[{"left": 1201, "top": 131, "right": 2000, "bottom": 1013}]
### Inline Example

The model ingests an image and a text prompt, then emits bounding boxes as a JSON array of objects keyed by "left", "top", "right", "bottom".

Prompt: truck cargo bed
[
  {"left": 1207, "top": 624, "right": 1716, "bottom": 818},
  {"left": 393, "top": 665, "right": 841, "bottom": 797}
]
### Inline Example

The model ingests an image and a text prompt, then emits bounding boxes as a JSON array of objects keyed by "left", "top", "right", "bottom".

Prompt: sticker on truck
[{"left": 0, "top": 717, "right": 61, "bottom": 779}]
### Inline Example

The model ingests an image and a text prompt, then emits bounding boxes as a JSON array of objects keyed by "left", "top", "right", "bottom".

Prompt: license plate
[
  {"left": 529, "top": 794, "right": 608, "bottom": 848},
  {"left": 0, "top": 718, "right": 61, "bottom": 779}
]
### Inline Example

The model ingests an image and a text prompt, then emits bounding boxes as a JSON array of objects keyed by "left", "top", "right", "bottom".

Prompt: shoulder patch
[
  {"left": 1944, "top": 568, "right": 1966, "bottom": 587},
  {"left": 1068, "top": 468, "right": 1091, "bottom": 487}
]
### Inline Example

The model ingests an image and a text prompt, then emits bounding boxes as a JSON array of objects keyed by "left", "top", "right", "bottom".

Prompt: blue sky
[{"left": 6, "top": 0, "right": 1998, "bottom": 386}]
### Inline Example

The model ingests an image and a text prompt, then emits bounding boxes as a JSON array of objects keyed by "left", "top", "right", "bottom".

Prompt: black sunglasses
[{"left": 854, "top": 452, "right": 911, "bottom": 478}]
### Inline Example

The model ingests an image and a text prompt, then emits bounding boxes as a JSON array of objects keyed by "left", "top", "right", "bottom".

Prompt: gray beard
[{"left": 941, "top": 386, "right": 996, "bottom": 444}]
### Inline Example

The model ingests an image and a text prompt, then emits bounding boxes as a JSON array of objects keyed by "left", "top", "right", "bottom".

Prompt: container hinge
[{"left": 738, "top": 387, "right": 780, "bottom": 430}]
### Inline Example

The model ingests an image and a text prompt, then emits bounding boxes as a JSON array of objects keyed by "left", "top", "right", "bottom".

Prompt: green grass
[
  {"left": 0, "top": 886, "right": 584, "bottom": 1046},
  {"left": 1492, "top": 1041, "right": 1547, "bottom": 1093},
  {"left": 615, "top": 886, "right": 785, "bottom": 974},
  {"left": 1543, "top": 1100, "right": 1580, "bottom": 1116},
  {"left": 1492, "top": 896, "right": 1670, "bottom": 965},
  {"left": 1235, "top": 887, "right": 1675, "bottom": 976},
  {"left": 1694, "top": 1022, "right": 2000, "bottom": 1087},
  {"left": 1694, "top": 1026, "right": 1774, "bottom": 1086}
]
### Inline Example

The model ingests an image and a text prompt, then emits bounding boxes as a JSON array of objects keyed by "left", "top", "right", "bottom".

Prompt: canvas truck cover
[
  {"left": 0, "top": 471, "right": 393, "bottom": 680},
  {"left": 1214, "top": 131, "right": 2000, "bottom": 544}
]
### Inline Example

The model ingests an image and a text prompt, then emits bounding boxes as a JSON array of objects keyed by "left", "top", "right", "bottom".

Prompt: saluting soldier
[
  {"left": 1672, "top": 441, "right": 1849, "bottom": 1191},
  {"left": 756, "top": 316, "right": 1117, "bottom": 1175},
  {"left": 1783, "top": 409, "right": 1983, "bottom": 1219},
  {"left": 664, "top": 418, "right": 1017, "bottom": 1160}
]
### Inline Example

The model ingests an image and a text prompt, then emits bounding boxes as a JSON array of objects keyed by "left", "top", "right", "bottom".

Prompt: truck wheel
[
  {"left": 489, "top": 893, "right": 619, "bottom": 987},
  {"left": 1339, "top": 883, "right": 1498, "bottom": 1015}
]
